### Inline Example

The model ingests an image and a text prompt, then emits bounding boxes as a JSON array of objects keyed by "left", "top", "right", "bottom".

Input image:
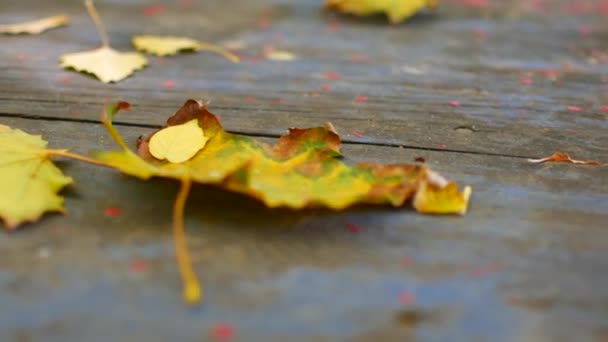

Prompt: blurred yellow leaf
[
  {"left": 132, "top": 35, "right": 239, "bottom": 62},
  {"left": 60, "top": 47, "right": 147, "bottom": 83},
  {"left": 325, "top": 0, "right": 437, "bottom": 23},
  {"left": 60, "top": 0, "right": 147, "bottom": 83},
  {"left": 0, "top": 125, "right": 72, "bottom": 229},
  {"left": 0, "top": 15, "right": 68, "bottom": 35}
]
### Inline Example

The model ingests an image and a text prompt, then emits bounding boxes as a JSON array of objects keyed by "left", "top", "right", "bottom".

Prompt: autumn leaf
[
  {"left": 528, "top": 152, "right": 601, "bottom": 166},
  {"left": 324, "top": 0, "right": 437, "bottom": 23},
  {"left": 91, "top": 99, "right": 471, "bottom": 304},
  {"left": 0, "top": 15, "right": 68, "bottom": 35},
  {"left": 149, "top": 119, "right": 209, "bottom": 163},
  {"left": 60, "top": 0, "right": 147, "bottom": 83},
  {"left": 132, "top": 35, "right": 239, "bottom": 62},
  {"left": 0, "top": 125, "right": 73, "bottom": 229}
]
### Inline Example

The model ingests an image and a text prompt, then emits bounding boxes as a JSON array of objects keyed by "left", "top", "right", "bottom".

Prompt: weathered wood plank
[
  {"left": 1, "top": 0, "right": 606, "bottom": 159},
  {"left": 1, "top": 117, "right": 607, "bottom": 341}
]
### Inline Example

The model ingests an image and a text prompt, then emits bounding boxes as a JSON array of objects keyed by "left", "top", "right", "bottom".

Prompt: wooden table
[{"left": 1, "top": 0, "right": 607, "bottom": 341}]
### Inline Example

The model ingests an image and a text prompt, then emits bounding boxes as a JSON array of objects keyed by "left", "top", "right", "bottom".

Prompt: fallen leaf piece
[
  {"left": 94, "top": 99, "right": 471, "bottom": 213},
  {"left": 60, "top": 47, "right": 147, "bottom": 83},
  {"left": 324, "top": 0, "right": 437, "bottom": 23},
  {"left": 149, "top": 119, "right": 209, "bottom": 163},
  {"left": 0, "top": 15, "right": 68, "bottom": 35},
  {"left": 528, "top": 152, "right": 601, "bottom": 166},
  {"left": 266, "top": 50, "right": 296, "bottom": 61},
  {"left": 60, "top": 1, "right": 147, "bottom": 83},
  {"left": 0, "top": 125, "right": 73, "bottom": 229},
  {"left": 132, "top": 35, "right": 239, "bottom": 62}
]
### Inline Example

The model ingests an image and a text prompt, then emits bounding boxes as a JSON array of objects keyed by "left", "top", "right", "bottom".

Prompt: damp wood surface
[{"left": 1, "top": 0, "right": 607, "bottom": 341}]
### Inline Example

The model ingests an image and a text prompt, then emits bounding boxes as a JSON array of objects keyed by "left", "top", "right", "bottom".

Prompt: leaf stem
[
  {"left": 85, "top": 0, "right": 110, "bottom": 47},
  {"left": 197, "top": 41, "right": 240, "bottom": 63},
  {"left": 173, "top": 178, "right": 201, "bottom": 305},
  {"left": 46, "top": 149, "right": 108, "bottom": 167},
  {"left": 101, "top": 117, "right": 129, "bottom": 152}
]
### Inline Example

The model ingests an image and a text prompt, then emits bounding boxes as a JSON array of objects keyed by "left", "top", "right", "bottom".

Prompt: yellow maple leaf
[
  {"left": 59, "top": 0, "right": 147, "bottom": 83},
  {"left": 0, "top": 15, "right": 68, "bottom": 35},
  {"left": 149, "top": 119, "right": 209, "bottom": 163},
  {"left": 325, "top": 0, "right": 437, "bottom": 23},
  {"left": 0, "top": 125, "right": 73, "bottom": 229},
  {"left": 132, "top": 35, "right": 239, "bottom": 62}
]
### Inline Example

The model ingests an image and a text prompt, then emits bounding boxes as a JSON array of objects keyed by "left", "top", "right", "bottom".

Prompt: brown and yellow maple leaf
[
  {"left": 0, "top": 15, "right": 68, "bottom": 35},
  {"left": 91, "top": 99, "right": 472, "bottom": 305}
]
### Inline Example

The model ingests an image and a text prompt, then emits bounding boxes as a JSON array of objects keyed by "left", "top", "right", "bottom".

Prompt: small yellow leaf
[
  {"left": 132, "top": 35, "right": 239, "bottom": 62},
  {"left": 325, "top": 0, "right": 437, "bottom": 23},
  {"left": 0, "top": 125, "right": 72, "bottom": 229},
  {"left": 149, "top": 119, "right": 209, "bottom": 163},
  {"left": 413, "top": 180, "right": 472, "bottom": 215},
  {"left": 59, "top": 46, "right": 147, "bottom": 83},
  {"left": 132, "top": 35, "right": 200, "bottom": 56},
  {"left": 266, "top": 50, "right": 296, "bottom": 61},
  {"left": 0, "top": 15, "right": 68, "bottom": 35}
]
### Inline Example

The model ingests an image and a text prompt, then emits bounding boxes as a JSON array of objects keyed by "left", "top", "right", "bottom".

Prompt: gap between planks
[{"left": 0, "top": 111, "right": 534, "bottom": 160}]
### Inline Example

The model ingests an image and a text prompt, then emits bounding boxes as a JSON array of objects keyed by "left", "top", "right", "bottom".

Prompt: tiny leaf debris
[
  {"left": 324, "top": 0, "right": 437, "bottom": 23},
  {"left": 528, "top": 152, "right": 601, "bottom": 166},
  {"left": 60, "top": 0, "right": 147, "bottom": 83},
  {"left": 91, "top": 99, "right": 472, "bottom": 305},
  {"left": 0, "top": 125, "right": 72, "bottom": 229},
  {"left": 132, "top": 35, "right": 239, "bottom": 62},
  {"left": 0, "top": 15, "right": 68, "bottom": 35}
]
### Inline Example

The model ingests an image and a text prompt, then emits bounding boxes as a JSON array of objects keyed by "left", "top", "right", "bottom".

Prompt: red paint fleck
[
  {"left": 258, "top": 18, "right": 270, "bottom": 29},
  {"left": 245, "top": 96, "right": 257, "bottom": 103},
  {"left": 269, "top": 99, "right": 283, "bottom": 105},
  {"left": 59, "top": 76, "right": 72, "bottom": 84},
  {"left": 567, "top": 105, "right": 582, "bottom": 112},
  {"left": 273, "top": 34, "right": 285, "bottom": 43},
  {"left": 350, "top": 130, "right": 364, "bottom": 138},
  {"left": 155, "top": 57, "right": 165, "bottom": 65},
  {"left": 400, "top": 256, "right": 413, "bottom": 267},
  {"left": 323, "top": 72, "right": 340, "bottom": 80},
  {"left": 162, "top": 80, "right": 176, "bottom": 88},
  {"left": 472, "top": 28, "right": 487, "bottom": 40},
  {"left": 211, "top": 323, "right": 234, "bottom": 342},
  {"left": 438, "top": 144, "right": 447, "bottom": 149},
  {"left": 320, "top": 84, "right": 331, "bottom": 92},
  {"left": 17, "top": 53, "right": 26, "bottom": 60},
  {"left": 104, "top": 207, "right": 122, "bottom": 217},
  {"left": 600, "top": 106, "right": 608, "bottom": 112},
  {"left": 542, "top": 69, "right": 558, "bottom": 80},
  {"left": 355, "top": 95, "right": 368, "bottom": 103},
  {"left": 519, "top": 78, "right": 533, "bottom": 85},
  {"left": 142, "top": 4, "right": 166, "bottom": 16},
  {"left": 347, "top": 53, "right": 369, "bottom": 63},
  {"left": 578, "top": 24, "right": 592, "bottom": 37},
  {"left": 326, "top": 21, "right": 339, "bottom": 33},
  {"left": 130, "top": 258, "right": 147, "bottom": 273},
  {"left": 70, "top": 109, "right": 81, "bottom": 114},
  {"left": 263, "top": 43, "right": 275, "bottom": 54},
  {"left": 345, "top": 223, "right": 361, "bottom": 233},
  {"left": 468, "top": 263, "right": 501, "bottom": 277},
  {"left": 448, "top": 101, "right": 461, "bottom": 107},
  {"left": 414, "top": 156, "right": 426, "bottom": 163},
  {"left": 310, "top": 90, "right": 319, "bottom": 96},
  {"left": 249, "top": 57, "right": 262, "bottom": 65},
  {"left": 398, "top": 291, "right": 415, "bottom": 305},
  {"left": 566, "top": 129, "right": 578, "bottom": 135},
  {"left": 462, "top": 0, "right": 488, "bottom": 8}
]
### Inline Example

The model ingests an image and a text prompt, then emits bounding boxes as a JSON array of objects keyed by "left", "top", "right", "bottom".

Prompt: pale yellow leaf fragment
[
  {"left": 266, "top": 50, "right": 296, "bottom": 61},
  {"left": 0, "top": 125, "right": 72, "bottom": 229},
  {"left": 149, "top": 119, "right": 209, "bottom": 163},
  {"left": 0, "top": 15, "right": 68, "bottom": 35},
  {"left": 413, "top": 170, "right": 472, "bottom": 215},
  {"left": 132, "top": 35, "right": 200, "bottom": 56},
  {"left": 59, "top": 46, "right": 147, "bottom": 83},
  {"left": 132, "top": 35, "right": 239, "bottom": 62}
]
